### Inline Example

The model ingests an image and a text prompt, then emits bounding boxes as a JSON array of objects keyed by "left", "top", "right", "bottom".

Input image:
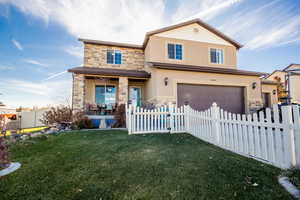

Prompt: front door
[{"left": 129, "top": 87, "right": 141, "bottom": 107}]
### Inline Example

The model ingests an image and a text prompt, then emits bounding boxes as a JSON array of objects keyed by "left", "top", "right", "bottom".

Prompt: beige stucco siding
[
  {"left": 145, "top": 36, "right": 237, "bottom": 69},
  {"left": 144, "top": 68, "right": 262, "bottom": 113},
  {"left": 84, "top": 43, "right": 145, "bottom": 70},
  {"left": 261, "top": 84, "right": 278, "bottom": 105},
  {"left": 267, "top": 71, "right": 286, "bottom": 82}
]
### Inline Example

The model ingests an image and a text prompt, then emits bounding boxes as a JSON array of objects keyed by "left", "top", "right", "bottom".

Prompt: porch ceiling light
[
  {"left": 252, "top": 82, "right": 257, "bottom": 89},
  {"left": 164, "top": 77, "right": 169, "bottom": 86}
]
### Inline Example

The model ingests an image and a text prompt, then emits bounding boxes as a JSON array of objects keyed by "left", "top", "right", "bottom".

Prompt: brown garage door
[{"left": 177, "top": 84, "right": 245, "bottom": 114}]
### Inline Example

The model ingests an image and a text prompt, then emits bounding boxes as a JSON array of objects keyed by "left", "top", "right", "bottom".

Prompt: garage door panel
[{"left": 177, "top": 84, "right": 245, "bottom": 114}]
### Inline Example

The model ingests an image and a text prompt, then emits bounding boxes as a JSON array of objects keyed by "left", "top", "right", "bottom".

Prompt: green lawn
[{"left": 0, "top": 130, "right": 292, "bottom": 200}]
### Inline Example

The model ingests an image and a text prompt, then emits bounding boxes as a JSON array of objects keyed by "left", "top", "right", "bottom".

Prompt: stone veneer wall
[
  {"left": 84, "top": 43, "right": 145, "bottom": 70},
  {"left": 118, "top": 77, "right": 128, "bottom": 104},
  {"left": 72, "top": 74, "right": 85, "bottom": 112}
]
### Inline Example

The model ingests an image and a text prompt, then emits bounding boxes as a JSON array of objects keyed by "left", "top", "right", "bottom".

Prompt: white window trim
[
  {"left": 166, "top": 42, "right": 184, "bottom": 61},
  {"left": 106, "top": 49, "right": 122, "bottom": 65},
  {"left": 209, "top": 48, "right": 225, "bottom": 65}
]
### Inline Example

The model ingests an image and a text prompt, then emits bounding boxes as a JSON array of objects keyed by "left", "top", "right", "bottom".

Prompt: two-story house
[
  {"left": 266, "top": 64, "right": 300, "bottom": 104},
  {"left": 68, "top": 18, "right": 278, "bottom": 117}
]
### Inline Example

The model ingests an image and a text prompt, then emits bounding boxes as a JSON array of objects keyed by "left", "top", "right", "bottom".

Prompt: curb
[
  {"left": 278, "top": 176, "right": 300, "bottom": 199},
  {"left": 0, "top": 162, "right": 21, "bottom": 177}
]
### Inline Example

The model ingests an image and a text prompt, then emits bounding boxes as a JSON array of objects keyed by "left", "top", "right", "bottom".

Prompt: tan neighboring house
[
  {"left": 68, "top": 18, "right": 278, "bottom": 115},
  {"left": 266, "top": 64, "right": 300, "bottom": 104}
]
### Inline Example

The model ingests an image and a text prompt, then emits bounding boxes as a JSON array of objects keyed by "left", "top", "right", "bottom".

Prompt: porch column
[
  {"left": 72, "top": 74, "right": 85, "bottom": 112},
  {"left": 118, "top": 77, "right": 128, "bottom": 105}
]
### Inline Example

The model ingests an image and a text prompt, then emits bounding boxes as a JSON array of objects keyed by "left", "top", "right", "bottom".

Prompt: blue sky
[{"left": 0, "top": 0, "right": 299, "bottom": 108}]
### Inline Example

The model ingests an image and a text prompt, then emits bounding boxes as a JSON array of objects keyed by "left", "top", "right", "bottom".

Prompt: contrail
[{"left": 43, "top": 71, "right": 67, "bottom": 81}]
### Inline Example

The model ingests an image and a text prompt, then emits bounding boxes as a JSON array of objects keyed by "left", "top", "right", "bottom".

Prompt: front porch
[{"left": 69, "top": 67, "right": 151, "bottom": 128}]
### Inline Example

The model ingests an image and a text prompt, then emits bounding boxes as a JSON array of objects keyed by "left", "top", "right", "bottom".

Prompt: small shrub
[
  {"left": 112, "top": 104, "right": 126, "bottom": 128},
  {"left": 0, "top": 137, "right": 10, "bottom": 169},
  {"left": 40, "top": 106, "right": 72, "bottom": 125},
  {"left": 72, "top": 112, "right": 93, "bottom": 129}
]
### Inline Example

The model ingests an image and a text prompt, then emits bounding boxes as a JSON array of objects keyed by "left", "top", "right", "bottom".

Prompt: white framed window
[
  {"left": 210, "top": 48, "right": 224, "bottom": 64},
  {"left": 167, "top": 43, "right": 183, "bottom": 60},
  {"left": 107, "top": 50, "right": 122, "bottom": 64}
]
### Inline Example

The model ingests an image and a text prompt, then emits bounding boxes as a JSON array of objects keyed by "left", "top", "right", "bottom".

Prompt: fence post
[
  {"left": 127, "top": 105, "right": 132, "bottom": 135},
  {"left": 282, "top": 105, "right": 296, "bottom": 168},
  {"left": 169, "top": 103, "right": 174, "bottom": 133},
  {"left": 212, "top": 103, "right": 221, "bottom": 145},
  {"left": 184, "top": 105, "right": 190, "bottom": 133},
  {"left": 292, "top": 105, "right": 300, "bottom": 167}
]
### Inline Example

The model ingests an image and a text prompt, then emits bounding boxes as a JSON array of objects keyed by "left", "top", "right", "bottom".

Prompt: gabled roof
[
  {"left": 265, "top": 64, "right": 300, "bottom": 79},
  {"left": 79, "top": 18, "right": 242, "bottom": 50},
  {"left": 148, "top": 62, "right": 263, "bottom": 76},
  {"left": 283, "top": 63, "right": 300, "bottom": 71},
  {"left": 142, "top": 18, "right": 243, "bottom": 49}
]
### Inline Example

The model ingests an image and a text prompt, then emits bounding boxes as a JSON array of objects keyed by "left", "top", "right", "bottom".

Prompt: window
[
  {"left": 107, "top": 50, "right": 122, "bottom": 64},
  {"left": 168, "top": 43, "right": 182, "bottom": 60},
  {"left": 95, "top": 86, "right": 116, "bottom": 105},
  {"left": 210, "top": 48, "right": 224, "bottom": 64}
]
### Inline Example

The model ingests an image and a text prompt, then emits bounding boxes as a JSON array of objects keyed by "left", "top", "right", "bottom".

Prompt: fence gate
[{"left": 127, "top": 105, "right": 186, "bottom": 134}]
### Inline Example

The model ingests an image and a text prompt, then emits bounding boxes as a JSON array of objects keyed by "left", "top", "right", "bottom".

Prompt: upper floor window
[
  {"left": 107, "top": 50, "right": 122, "bottom": 64},
  {"left": 210, "top": 48, "right": 224, "bottom": 64},
  {"left": 168, "top": 43, "right": 182, "bottom": 60}
]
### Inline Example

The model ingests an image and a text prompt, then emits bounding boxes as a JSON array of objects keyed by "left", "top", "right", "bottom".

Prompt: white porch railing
[{"left": 126, "top": 103, "right": 300, "bottom": 169}]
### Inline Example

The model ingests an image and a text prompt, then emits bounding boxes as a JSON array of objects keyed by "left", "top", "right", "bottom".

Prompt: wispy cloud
[
  {"left": 0, "top": 0, "right": 240, "bottom": 44},
  {"left": 23, "top": 59, "right": 48, "bottom": 67},
  {"left": 44, "top": 71, "right": 67, "bottom": 81},
  {"left": 218, "top": 0, "right": 300, "bottom": 50},
  {"left": 64, "top": 45, "right": 83, "bottom": 58},
  {"left": 173, "top": 0, "right": 242, "bottom": 22},
  {"left": 0, "top": 78, "right": 72, "bottom": 107},
  {"left": 11, "top": 39, "right": 23, "bottom": 50}
]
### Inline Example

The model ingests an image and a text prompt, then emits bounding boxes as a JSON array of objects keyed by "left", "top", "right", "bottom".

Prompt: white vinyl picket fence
[
  {"left": 126, "top": 105, "right": 185, "bottom": 134},
  {"left": 126, "top": 103, "right": 300, "bottom": 169}
]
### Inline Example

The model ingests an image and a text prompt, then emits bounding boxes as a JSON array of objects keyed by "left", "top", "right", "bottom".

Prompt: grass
[{"left": 0, "top": 130, "right": 292, "bottom": 200}]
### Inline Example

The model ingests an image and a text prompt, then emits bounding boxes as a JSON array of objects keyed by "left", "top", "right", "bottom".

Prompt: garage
[{"left": 177, "top": 84, "right": 245, "bottom": 114}]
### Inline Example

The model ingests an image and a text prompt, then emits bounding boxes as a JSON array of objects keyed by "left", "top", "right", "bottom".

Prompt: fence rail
[{"left": 126, "top": 103, "right": 300, "bottom": 169}]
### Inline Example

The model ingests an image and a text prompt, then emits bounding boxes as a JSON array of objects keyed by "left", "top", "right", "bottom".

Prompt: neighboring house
[
  {"left": 266, "top": 64, "right": 300, "bottom": 104},
  {"left": 68, "top": 18, "right": 278, "bottom": 115}
]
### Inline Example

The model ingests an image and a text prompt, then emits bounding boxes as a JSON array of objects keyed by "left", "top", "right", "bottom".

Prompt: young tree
[{"left": 274, "top": 76, "right": 287, "bottom": 102}]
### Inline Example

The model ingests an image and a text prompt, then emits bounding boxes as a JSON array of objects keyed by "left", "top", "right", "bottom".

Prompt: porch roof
[{"left": 68, "top": 67, "right": 151, "bottom": 78}]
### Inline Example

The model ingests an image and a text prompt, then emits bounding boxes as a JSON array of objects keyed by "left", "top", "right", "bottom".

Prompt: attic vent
[{"left": 193, "top": 28, "right": 199, "bottom": 33}]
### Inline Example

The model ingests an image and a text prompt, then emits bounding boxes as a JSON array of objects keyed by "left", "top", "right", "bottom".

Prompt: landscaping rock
[
  {"left": 31, "top": 132, "right": 42, "bottom": 137},
  {"left": 45, "top": 128, "right": 58, "bottom": 135},
  {"left": 10, "top": 133, "right": 21, "bottom": 140},
  {"left": 21, "top": 135, "right": 29, "bottom": 140}
]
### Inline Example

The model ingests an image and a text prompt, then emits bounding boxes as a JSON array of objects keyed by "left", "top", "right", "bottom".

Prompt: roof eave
[{"left": 79, "top": 38, "right": 143, "bottom": 49}]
